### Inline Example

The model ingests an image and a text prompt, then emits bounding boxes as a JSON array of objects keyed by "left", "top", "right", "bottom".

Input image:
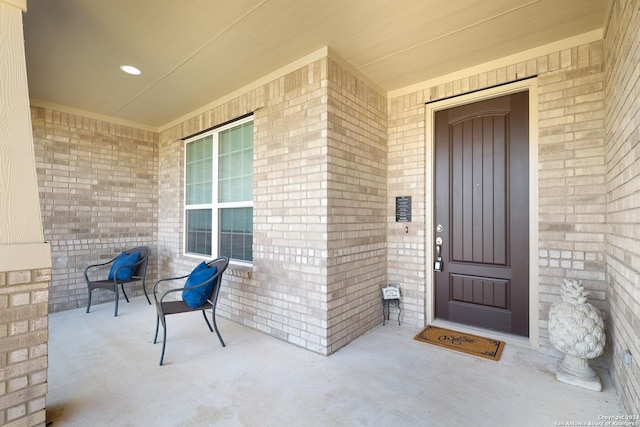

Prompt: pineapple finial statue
[{"left": 548, "top": 278, "right": 606, "bottom": 391}]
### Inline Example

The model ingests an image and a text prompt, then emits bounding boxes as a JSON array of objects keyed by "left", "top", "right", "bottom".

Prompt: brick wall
[
  {"left": 536, "top": 44, "right": 607, "bottom": 357},
  {"left": 604, "top": 0, "right": 640, "bottom": 415},
  {"left": 0, "top": 268, "right": 50, "bottom": 426},
  {"left": 326, "top": 58, "right": 388, "bottom": 352},
  {"left": 387, "top": 39, "right": 607, "bottom": 357},
  {"left": 158, "top": 86, "right": 269, "bottom": 338},
  {"left": 158, "top": 87, "right": 266, "bottom": 279},
  {"left": 252, "top": 60, "right": 330, "bottom": 353},
  {"left": 159, "top": 62, "right": 332, "bottom": 352},
  {"left": 159, "top": 56, "right": 386, "bottom": 355},
  {"left": 387, "top": 90, "right": 428, "bottom": 328},
  {"left": 31, "top": 107, "right": 159, "bottom": 314}
]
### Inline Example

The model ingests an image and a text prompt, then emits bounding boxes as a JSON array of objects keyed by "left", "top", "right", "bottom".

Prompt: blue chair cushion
[
  {"left": 182, "top": 262, "right": 218, "bottom": 309},
  {"left": 108, "top": 251, "right": 141, "bottom": 281}
]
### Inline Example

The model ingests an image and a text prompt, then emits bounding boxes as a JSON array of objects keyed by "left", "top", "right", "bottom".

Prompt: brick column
[{"left": 0, "top": 0, "right": 53, "bottom": 425}]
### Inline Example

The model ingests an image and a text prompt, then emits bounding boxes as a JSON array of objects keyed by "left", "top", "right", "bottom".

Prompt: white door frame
[{"left": 424, "top": 78, "right": 539, "bottom": 348}]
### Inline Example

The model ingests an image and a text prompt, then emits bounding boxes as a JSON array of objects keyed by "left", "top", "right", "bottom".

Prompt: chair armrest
[
  {"left": 152, "top": 275, "right": 189, "bottom": 303},
  {"left": 83, "top": 256, "right": 117, "bottom": 282}
]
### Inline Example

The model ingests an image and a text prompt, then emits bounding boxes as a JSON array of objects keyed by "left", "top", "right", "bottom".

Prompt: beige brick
[
  {"left": 9, "top": 376, "right": 28, "bottom": 392},
  {"left": 10, "top": 293, "right": 29, "bottom": 307},
  {"left": 7, "top": 405, "right": 26, "bottom": 422},
  {"left": 8, "top": 349, "right": 28, "bottom": 364},
  {"left": 6, "top": 271, "right": 30, "bottom": 286}
]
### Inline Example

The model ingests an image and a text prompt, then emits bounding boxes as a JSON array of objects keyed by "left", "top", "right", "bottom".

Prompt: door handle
[{"left": 434, "top": 237, "right": 443, "bottom": 272}]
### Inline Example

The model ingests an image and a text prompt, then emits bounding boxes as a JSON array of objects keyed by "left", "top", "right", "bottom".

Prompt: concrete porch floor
[{"left": 46, "top": 296, "right": 623, "bottom": 427}]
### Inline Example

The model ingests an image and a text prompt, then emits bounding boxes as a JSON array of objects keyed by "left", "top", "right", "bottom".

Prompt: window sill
[{"left": 226, "top": 263, "right": 253, "bottom": 279}]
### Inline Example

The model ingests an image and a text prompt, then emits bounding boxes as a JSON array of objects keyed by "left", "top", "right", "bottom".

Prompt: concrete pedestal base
[{"left": 556, "top": 358, "right": 602, "bottom": 392}]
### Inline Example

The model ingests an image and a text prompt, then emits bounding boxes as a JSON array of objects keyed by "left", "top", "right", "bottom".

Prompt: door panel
[{"left": 434, "top": 91, "right": 529, "bottom": 337}]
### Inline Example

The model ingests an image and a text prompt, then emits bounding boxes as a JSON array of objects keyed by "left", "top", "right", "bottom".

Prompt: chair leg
[
  {"left": 202, "top": 310, "right": 225, "bottom": 347},
  {"left": 154, "top": 312, "right": 168, "bottom": 365},
  {"left": 120, "top": 283, "right": 130, "bottom": 303},
  {"left": 142, "top": 280, "right": 151, "bottom": 305},
  {"left": 86, "top": 287, "right": 92, "bottom": 313},
  {"left": 114, "top": 286, "right": 119, "bottom": 317},
  {"left": 211, "top": 308, "right": 225, "bottom": 348},
  {"left": 160, "top": 318, "right": 168, "bottom": 366},
  {"left": 201, "top": 310, "right": 214, "bottom": 332},
  {"left": 153, "top": 314, "right": 160, "bottom": 344}
]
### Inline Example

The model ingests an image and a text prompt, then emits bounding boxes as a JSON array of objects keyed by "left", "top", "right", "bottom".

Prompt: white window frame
[{"left": 183, "top": 115, "right": 253, "bottom": 265}]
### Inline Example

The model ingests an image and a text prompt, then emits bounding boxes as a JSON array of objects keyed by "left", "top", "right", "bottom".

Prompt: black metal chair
[
  {"left": 152, "top": 257, "right": 229, "bottom": 365},
  {"left": 85, "top": 246, "right": 151, "bottom": 316}
]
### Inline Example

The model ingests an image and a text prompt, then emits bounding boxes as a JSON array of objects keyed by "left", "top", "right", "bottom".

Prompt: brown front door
[{"left": 434, "top": 91, "right": 529, "bottom": 337}]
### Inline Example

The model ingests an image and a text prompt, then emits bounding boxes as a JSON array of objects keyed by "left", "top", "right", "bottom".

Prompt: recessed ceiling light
[{"left": 120, "top": 65, "right": 142, "bottom": 75}]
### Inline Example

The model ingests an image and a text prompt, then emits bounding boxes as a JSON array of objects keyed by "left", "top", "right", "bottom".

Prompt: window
[{"left": 184, "top": 116, "right": 253, "bottom": 263}]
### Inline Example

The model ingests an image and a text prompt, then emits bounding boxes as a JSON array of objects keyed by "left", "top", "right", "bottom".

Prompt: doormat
[{"left": 414, "top": 325, "right": 505, "bottom": 361}]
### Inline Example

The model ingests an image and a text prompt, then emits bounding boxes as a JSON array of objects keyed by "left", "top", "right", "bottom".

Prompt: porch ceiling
[{"left": 22, "top": 0, "right": 606, "bottom": 129}]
